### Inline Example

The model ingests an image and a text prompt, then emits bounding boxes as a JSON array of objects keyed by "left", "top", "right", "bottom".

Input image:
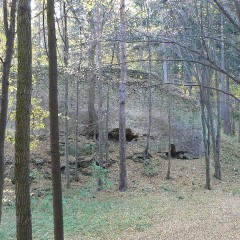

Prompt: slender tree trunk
[
  {"left": 163, "top": 60, "right": 168, "bottom": 83},
  {"left": 166, "top": 105, "right": 171, "bottom": 180},
  {"left": 238, "top": 103, "right": 240, "bottom": 143},
  {"left": 87, "top": 10, "right": 97, "bottom": 137},
  {"left": 47, "top": 0, "right": 64, "bottom": 238},
  {"left": 105, "top": 44, "right": 116, "bottom": 164},
  {"left": 224, "top": 76, "right": 231, "bottom": 135},
  {"left": 42, "top": 1, "right": 48, "bottom": 57},
  {"left": 203, "top": 68, "right": 221, "bottom": 180},
  {"left": 220, "top": 15, "right": 231, "bottom": 135},
  {"left": 215, "top": 73, "right": 222, "bottom": 180},
  {"left": 15, "top": 0, "right": 33, "bottom": 238},
  {"left": 0, "top": 0, "right": 17, "bottom": 224},
  {"left": 75, "top": 80, "right": 80, "bottom": 180},
  {"left": 63, "top": 1, "right": 70, "bottom": 189},
  {"left": 199, "top": 87, "right": 211, "bottom": 190},
  {"left": 95, "top": 3, "right": 105, "bottom": 190},
  {"left": 119, "top": 0, "right": 127, "bottom": 191},
  {"left": 37, "top": 1, "right": 41, "bottom": 61},
  {"left": 144, "top": 4, "right": 152, "bottom": 159}
]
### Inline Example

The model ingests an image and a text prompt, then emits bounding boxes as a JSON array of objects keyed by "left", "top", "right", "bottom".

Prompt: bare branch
[{"left": 212, "top": 0, "right": 240, "bottom": 32}]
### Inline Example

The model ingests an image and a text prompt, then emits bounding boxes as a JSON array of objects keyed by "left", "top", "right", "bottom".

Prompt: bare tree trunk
[
  {"left": 63, "top": 1, "right": 70, "bottom": 189},
  {"left": 238, "top": 103, "right": 240, "bottom": 143},
  {"left": 144, "top": 4, "right": 152, "bottom": 159},
  {"left": 220, "top": 15, "right": 231, "bottom": 135},
  {"left": 224, "top": 76, "right": 231, "bottom": 135},
  {"left": 47, "top": 0, "right": 64, "bottom": 238},
  {"left": 37, "top": 1, "right": 41, "bottom": 62},
  {"left": 87, "top": 10, "right": 97, "bottom": 137},
  {"left": 95, "top": 3, "right": 105, "bottom": 190},
  {"left": 42, "top": 0, "right": 48, "bottom": 57},
  {"left": 212, "top": 0, "right": 240, "bottom": 32},
  {"left": 215, "top": 73, "right": 222, "bottom": 180},
  {"left": 204, "top": 70, "right": 221, "bottom": 180},
  {"left": 199, "top": 87, "right": 211, "bottom": 190},
  {"left": 163, "top": 60, "right": 168, "bottom": 83},
  {"left": 105, "top": 44, "right": 116, "bottom": 164},
  {"left": 15, "top": 0, "right": 33, "bottom": 237},
  {"left": 166, "top": 105, "right": 171, "bottom": 180},
  {"left": 0, "top": 0, "right": 17, "bottom": 224},
  {"left": 75, "top": 80, "right": 79, "bottom": 181},
  {"left": 119, "top": 0, "right": 127, "bottom": 191}
]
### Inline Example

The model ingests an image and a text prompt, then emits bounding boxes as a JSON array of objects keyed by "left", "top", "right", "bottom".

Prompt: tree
[
  {"left": 119, "top": 0, "right": 127, "bottom": 191},
  {"left": 63, "top": 1, "right": 70, "bottom": 189},
  {"left": 0, "top": 0, "right": 17, "bottom": 224},
  {"left": 212, "top": 0, "right": 240, "bottom": 32},
  {"left": 15, "top": 0, "right": 32, "bottom": 237},
  {"left": 144, "top": 2, "right": 153, "bottom": 159},
  {"left": 87, "top": 9, "right": 97, "bottom": 137},
  {"left": 47, "top": 0, "right": 64, "bottom": 238},
  {"left": 95, "top": 3, "right": 105, "bottom": 189}
]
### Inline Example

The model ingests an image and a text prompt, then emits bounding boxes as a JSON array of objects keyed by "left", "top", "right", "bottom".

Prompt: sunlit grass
[{"left": 1, "top": 184, "right": 163, "bottom": 240}]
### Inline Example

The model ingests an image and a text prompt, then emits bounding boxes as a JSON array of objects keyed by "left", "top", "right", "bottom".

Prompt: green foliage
[
  {"left": 221, "top": 135, "right": 240, "bottom": 163},
  {"left": 81, "top": 143, "right": 96, "bottom": 156},
  {"left": 231, "top": 188, "right": 240, "bottom": 196},
  {"left": 143, "top": 160, "right": 159, "bottom": 177},
  {"left": 59, "top": 143, "right": 96, "bottom": 157},
  {"left": 0, "top": 229, "right": 7, "bottom": 240},
  {"left": 2, "top": 187, "right": 159, "bottom": 239},
  {"left": 6, "top": 96, "right": 49, "bottom": 150},
  {"left": 176, "top": 195, "right": 185, "bottom": 200},
  {"left": 160, "top": 184, "right": 174, "bottom": 193},
  {"left": 92, "top": 163, "right": 114, "bottom": 190}
]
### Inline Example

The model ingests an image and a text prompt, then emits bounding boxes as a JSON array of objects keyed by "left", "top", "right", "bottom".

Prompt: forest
[{"left": 0, "top": 0, "right": 240, "bottom": 239}]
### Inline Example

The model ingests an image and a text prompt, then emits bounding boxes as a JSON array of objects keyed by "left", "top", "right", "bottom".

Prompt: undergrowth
[{"left": 1, "top": 187, "right": 161, "bottom": 240}]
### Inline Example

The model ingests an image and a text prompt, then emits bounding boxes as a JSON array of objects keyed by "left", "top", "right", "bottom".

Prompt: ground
[{"left": 1, "top": 135, "right": 240, "bottom": 239}]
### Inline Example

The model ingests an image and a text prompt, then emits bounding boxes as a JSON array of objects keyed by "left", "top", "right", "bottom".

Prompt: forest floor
[{"left": 1, "top": 135, "right": 240, "bottom": 240}]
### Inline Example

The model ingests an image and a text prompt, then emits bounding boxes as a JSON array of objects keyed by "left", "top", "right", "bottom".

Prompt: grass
[
  {"left": 1, "top": 135, "right": 240, "bottom": 239},
  {"left": 1, "top": 183, "right": 164, "bottom": 240}
]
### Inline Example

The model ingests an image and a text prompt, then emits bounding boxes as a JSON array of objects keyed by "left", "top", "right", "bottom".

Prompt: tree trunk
[
  {"left": 166, "top": 106, "right": 171, "bottom": 180},
  {"left": 223, "top": 77, "right": 231, "bottom": 135},
  {"left": 47, "top": 0, "right": 64, "bottom": 238},
  {"left": 220, "top": 15, "right": 231, "bottom": 135},
  {"left": 75, "top": 80, "right": 80, "bottom": 181},
  {"left": 63, "top": 1, "right": 70, "bottom": 189},
  {"left": 0, "top": 0, "right": 17, "bottom": 224},
  {"left": 95, "top": 3, "right": 105, "bottom": 190},
  {"left": 215, "top": 72, "right": 222, "bottom": 180},
  {"left": 87, "top": 10, "right": 97, "bottom": 137},
  {"left": 119, "top": 0, "right": 127, "bottom": 191},
  {"left": 163, "top": 60, "right": 168, "bottom": 83},
  {"left": 144, "top": 4, "right": 152, "bottom": 159},
  {"left": 15, "top": 0, "right": 33, "bottom": 237},
  {"left": 199, "top": 87, "right": 211, "bottom": 190},
  {"left": 238, "top": 103, "right": 240, "bottom": 143}
]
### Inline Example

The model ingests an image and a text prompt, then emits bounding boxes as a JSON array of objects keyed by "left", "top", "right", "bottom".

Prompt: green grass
[{"left": 1, "top": 185, "right": 161, "bottom": 240}]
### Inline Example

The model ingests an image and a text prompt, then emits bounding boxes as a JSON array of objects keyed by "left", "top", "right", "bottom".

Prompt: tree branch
[{"left": 212, "top": 0, "right": 240, "bottom": 32}]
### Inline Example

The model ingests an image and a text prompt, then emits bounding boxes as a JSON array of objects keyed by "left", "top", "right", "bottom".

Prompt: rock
[{"left": 108, "top": 128, "right": 138, "bottom": 141}]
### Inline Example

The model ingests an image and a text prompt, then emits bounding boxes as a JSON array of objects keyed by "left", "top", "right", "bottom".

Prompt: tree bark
[
  {"left": 87, "top": 10, "right": 97, "bottom": 137},
  {"left": 63, "top": 1, "right": 70, "bottom": 189},
  {"left": 95, "top": 3, "right": 105, "bottom": 190},
  {"left": 144, "top": 4, "right": 152, "bottom": 159},
  {"left": 212, "top": 0, "right": 240, "bottom": 32},
  {"left": 0, "top": 0, "right": 17, "bottom": 224},
  {"left": 199, "top": 83, "right": 211, "bottom": 190},
  {"left": 75, "top": 79, "right": 80, "bottom": 180},
  {"left": 15, "top": 0, "right": 33, "bottom": 238},
  {"left": 166, "top": 106, "right": 171, "bottom": 180},
  {"left": 47, "top": 0, "right": 64, "bottom": 238},
  {"left": 119, "top": 0, "right": 127, "bottom": 191}
]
